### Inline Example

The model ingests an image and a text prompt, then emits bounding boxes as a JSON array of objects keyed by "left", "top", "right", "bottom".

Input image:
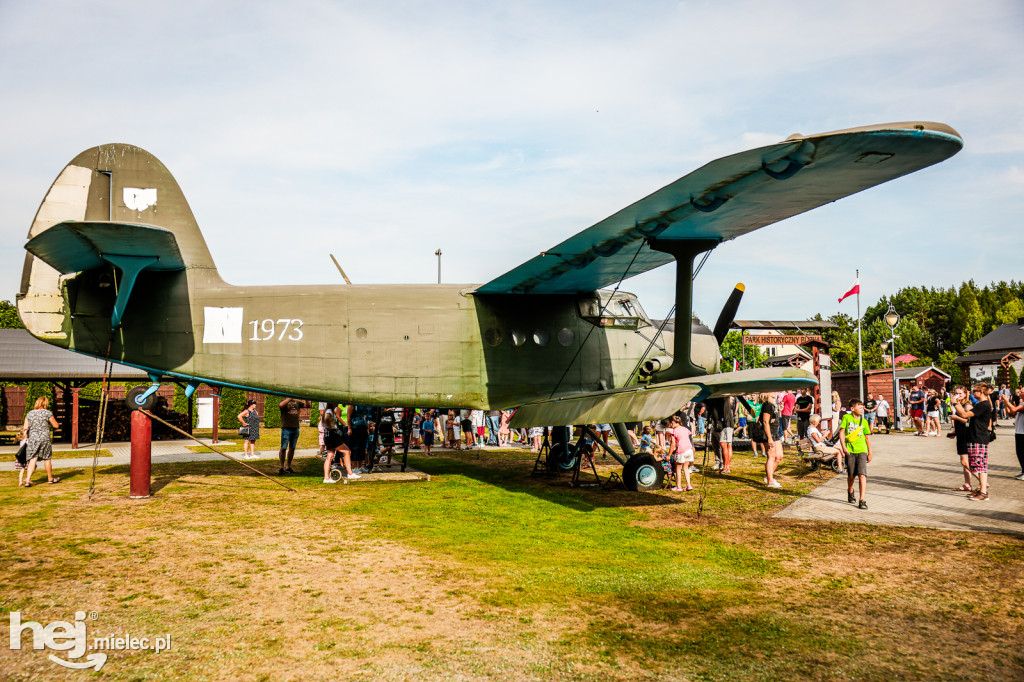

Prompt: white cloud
[{"left": 1, "top": 0, "right": 1023, "bottom": 325}]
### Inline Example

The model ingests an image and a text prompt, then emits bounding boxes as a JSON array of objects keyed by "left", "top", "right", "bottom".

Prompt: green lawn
[{"left": 1, "top": 446, "right": 1020, "bottom": 680}]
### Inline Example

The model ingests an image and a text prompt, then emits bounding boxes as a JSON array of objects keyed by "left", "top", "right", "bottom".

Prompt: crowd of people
[{"left": 14, "top": 380, "right": 1023, "bottom": 502}]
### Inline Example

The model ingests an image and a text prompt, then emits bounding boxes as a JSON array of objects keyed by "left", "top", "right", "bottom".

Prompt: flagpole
[{"left": 857, "top": 268, "right": 864, "bottom": 402}]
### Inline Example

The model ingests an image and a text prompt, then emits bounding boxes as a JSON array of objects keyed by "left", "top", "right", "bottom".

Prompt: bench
[{"left": 795, "top": 437, "right": 842, "bottom": 474}]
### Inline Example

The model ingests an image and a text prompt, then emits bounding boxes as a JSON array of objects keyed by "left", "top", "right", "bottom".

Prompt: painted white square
[
  {"left": 123, "top": 187, "right": 158, "bottom": 211},
  {"left": 203, "top": 307, "right": 243, "bottom": 344}
]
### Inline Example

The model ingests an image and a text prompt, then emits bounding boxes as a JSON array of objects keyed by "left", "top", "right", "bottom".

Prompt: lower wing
[{"left": 509, "top": 368, "right": 816, "bottom": 428}]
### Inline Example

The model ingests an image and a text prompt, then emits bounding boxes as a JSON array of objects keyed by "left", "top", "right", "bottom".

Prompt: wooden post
[
  {"left": 212, "top": 393, "right": 220, "bottom": 444},
  {"left": 71, "top": 386, "right": 81, "bottom": 449},
  {"left": 130, "top": 410, "right": 152, "bottom": 499}
]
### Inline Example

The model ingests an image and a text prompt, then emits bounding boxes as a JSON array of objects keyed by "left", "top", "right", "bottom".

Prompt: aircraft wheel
[
  {"left": 547, "top": 442, "right": 578, "bottom": 472},
  {"left": 125, "top": 385, "right": 157, "bottom": 411},
  {"left": 622, "top": 453, "right": 664, "bottom": 492}
]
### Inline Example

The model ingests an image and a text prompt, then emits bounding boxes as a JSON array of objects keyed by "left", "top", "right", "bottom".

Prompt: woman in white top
[{"left": 806, "top": 415, "right": 838, "bottom": 456}]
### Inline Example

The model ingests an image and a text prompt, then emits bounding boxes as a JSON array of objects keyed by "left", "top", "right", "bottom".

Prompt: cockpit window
[{"left": 577, "top": 291, "right": 651, "bottom": 330}]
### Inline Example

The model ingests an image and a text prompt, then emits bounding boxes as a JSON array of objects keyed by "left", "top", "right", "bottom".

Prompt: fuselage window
[
  {"left": 557, "top": 327, "right": 575, "bottom": 346},
  {"left": 484, "top": 328, "right": 502, "bottom": 347},
  {"left": 510, "top": 329, "right": 526, "bottom": 347},
  {"left": 532, "top": 329, "right": 550, "bottom": 346}
]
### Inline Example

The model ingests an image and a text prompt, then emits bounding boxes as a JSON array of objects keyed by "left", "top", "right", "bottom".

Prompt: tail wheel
[
  {"left": 125, "top": 385, "right": 157, "bottom": 411},
  {"left": 622, "top": 453, "right": 665, "bottom": 492},
  {"left": 547, "top": 443, "right": 578, "bottom": 472}
]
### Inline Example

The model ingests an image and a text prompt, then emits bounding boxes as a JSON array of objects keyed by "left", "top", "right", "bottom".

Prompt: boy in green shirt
[{"left": 839, "top": 398, "right": 873, "bottom": 509}]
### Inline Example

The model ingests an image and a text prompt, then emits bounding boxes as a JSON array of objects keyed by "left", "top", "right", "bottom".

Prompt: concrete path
[
  {"left": 776, "top": 423, "right": 1024, "bottom": 535},
  {"left": 0, "top": 439, "right": 429, "bottom": 482}
]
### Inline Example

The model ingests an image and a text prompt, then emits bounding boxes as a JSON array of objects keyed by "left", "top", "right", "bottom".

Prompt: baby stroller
[{"left": 327, "top": 452, "right": 346, "bottom": 482}]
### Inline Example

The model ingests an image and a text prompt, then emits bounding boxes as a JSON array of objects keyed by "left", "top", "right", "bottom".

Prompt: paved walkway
[
  {"left": 0, "top": 439, "right": 429, "bottom": 483},
  {"left": 776, "top": 424, "right": 1024, "bottom": 535}
]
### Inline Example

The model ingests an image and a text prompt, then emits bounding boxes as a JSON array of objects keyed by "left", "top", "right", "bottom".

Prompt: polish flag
[
  {"left": 733, "top": 359, "right": 739, "bottom": 372},
  {"left": 838, "top": 279, "right": 860, "bottom": 303}
]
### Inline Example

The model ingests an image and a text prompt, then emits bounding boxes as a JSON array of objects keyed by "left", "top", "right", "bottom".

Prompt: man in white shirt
[{"left": 875, "top": 394, "right": 891, "bottom": 434}]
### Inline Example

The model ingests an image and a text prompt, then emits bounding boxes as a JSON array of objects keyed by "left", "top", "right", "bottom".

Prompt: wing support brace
[{"left": 647, "top": 238, "right": 719, "bottom": 382}]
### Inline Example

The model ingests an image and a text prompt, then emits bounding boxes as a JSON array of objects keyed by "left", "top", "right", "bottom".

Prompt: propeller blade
[{"left": 713, "top": 283, "right": 745, "bottom": 345}]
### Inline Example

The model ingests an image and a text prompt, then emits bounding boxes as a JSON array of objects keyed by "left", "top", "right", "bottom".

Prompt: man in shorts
[
  {"left": 278, "top": 397, "right": 307, "bottom": 475},
  {"left": 864, "top": 396, "right": 877, "bottom": 433},
  {"left": 909, "top": 385, "right": 926, "bottom": 435},
  {"left": 780, "top": 390, "right": 796, "bottom": 443},
  {"left": 840, "top": 398, "right": 873, "bottom": 509},
  {"left": 794, "top": 388, "right": 814, "bottom": 440}
]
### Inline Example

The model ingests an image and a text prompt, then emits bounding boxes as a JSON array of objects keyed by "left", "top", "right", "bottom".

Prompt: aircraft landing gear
[
  {"left": 621, "top": 453, "right": 664, "bottom": 492},
  {"left": 125, "top": 383, "right": 160, "bottom": 411},
  {"left": 547, "top": 441, "right": 578, "bottom": 473}
]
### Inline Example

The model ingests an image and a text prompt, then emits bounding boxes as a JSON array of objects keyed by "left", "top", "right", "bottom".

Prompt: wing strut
[{"left": 646, "top": 238, "right": 718, "bottom": 381}]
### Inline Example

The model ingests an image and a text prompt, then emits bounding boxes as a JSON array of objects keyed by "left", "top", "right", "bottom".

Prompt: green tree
[
  {"left": 263, "top": 395, "right": 282, "bottom": 428},
  {"left": 719, "top": 330, "right": 767, "bottom": 370},
  {"left": 936, "top": 350, "right": 961, "bottom": 383},
  {"left": 26, "top": 382, "right": 55, "bottom": 412},
  {"left": 1009, "top": 365, "right": 1019, "bottom": 393},
  {"left": 952, "top": 284, "right": 985, "bottom": 350},
  {"left": 991, "top": 299, "right": 1024, "bottom": 330},
  {"left": 217, "top": 388, "right": 246, "bottom": 429},
  {"left": 0, "top": 300, "right": 24, "bottom": 329},
  {"left": 820, "top": 313, "right": 859, "bottom": 372}
]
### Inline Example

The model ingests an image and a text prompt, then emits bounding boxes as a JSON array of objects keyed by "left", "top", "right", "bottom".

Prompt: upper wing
[
  {"left": 509, "top": 367, "right": 816, "bottom": 428},
  {"left": 478, "top": 122, "right": 962, "bottom": 295}
]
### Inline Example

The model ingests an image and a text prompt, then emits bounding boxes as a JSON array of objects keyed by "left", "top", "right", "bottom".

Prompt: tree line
[{"left": 719, "top": 281, "right": 1024, "bottom": 378}]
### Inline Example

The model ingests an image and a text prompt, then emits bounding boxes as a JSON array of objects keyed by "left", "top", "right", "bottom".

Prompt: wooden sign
[{"left": 742, "top": 334, "right": 823, "bottom": 346}]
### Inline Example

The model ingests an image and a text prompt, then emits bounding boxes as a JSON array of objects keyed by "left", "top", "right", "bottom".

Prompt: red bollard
[{"left": 130, "top": 410, "right": 152, "bottom": 499}]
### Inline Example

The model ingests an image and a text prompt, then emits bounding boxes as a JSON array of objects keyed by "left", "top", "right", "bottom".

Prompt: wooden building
[
  {"left": 955, "top": 317, "right": 1024, "bottom": 387},
  {"left": 830, "top": 365, "right": 951, "bottom": 412}
]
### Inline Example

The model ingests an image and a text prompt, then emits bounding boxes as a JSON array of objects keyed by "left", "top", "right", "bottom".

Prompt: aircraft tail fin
[{"left": 18, "top": 144, "right": 218, "bottom": 338}]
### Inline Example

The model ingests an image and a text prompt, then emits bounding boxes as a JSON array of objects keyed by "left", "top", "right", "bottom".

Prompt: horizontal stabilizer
[
  {"left": 25, "top": 221, "right": 186, "bottom": 329},
  {"left": 25, "top": 221, "right": 185, "bottom": 274},
  {"left": 510, "top": 368, "right": 816, "bottom": 427}
]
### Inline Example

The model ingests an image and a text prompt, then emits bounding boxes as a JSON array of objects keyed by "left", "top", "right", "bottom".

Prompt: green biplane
[{"left": 17, "top": 121, "right": 962, "bottom": 489}]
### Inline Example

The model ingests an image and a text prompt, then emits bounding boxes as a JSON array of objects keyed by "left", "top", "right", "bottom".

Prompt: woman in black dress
[
  {"left": 948, "top": 386, "right": 972, "bottom": 491},
  {"left": 238, "top": 400, "right": 261, "bottom": 460}
]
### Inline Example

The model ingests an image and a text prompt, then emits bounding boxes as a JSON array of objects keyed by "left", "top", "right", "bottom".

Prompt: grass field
[{"left": 2, "top": 445, "right": 1022, "bottom": 680}]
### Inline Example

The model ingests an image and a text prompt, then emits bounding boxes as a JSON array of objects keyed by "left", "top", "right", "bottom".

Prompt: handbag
[
  {"left": 15, "top": 443, "right": 27, "bottom": 467},
  {"left": 988, "top": 429, "right": 996, "bottom": 442},
  {"left": 239, "top": 426, "right": 250, "bottom": 438}
]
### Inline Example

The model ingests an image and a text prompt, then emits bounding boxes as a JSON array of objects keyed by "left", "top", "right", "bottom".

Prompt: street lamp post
[{"left": 885, "top": 304, "right": 901, "bottom": 431}]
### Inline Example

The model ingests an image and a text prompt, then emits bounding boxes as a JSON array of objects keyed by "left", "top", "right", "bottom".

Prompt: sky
[{"left": 1, "top": 0, "right": 1022, "bottom": 325}]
